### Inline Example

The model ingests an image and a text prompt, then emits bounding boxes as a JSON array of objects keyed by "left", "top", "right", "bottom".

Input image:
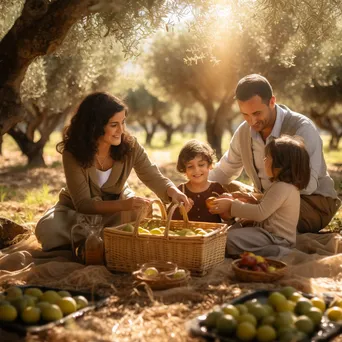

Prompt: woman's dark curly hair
[
  {"left": 177, "top": 139, "right": 216, "bottom": 173},
  {"left": 265, "top": 135, "right": 310, "bottom": 190},
  {"left": 56, "top": 92, "right": 134, "bottom": 168}
]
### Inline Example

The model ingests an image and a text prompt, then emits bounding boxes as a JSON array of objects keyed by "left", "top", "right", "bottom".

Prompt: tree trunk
[
  {"left": 8, "top": 128, "right": 46, "bottom": 167},
  {"left": 207, "top": 124, "right": 223, "bottom": 158},
  {"left": 309, "top": 107, "right": 341, "bottom": 150},
  {"left": 145, "top": 133, "right": 153, "bottom": 146},
  {"left": 164, "top": 128, "right": 173, "bottom": 147},
  {"left": 140, "top": 121, "right": 158, "bottom": 147},
  {"left": 189, "top": 86, "right": 235, "bottom": 158},
  {"left": 0, "top": 0, "right": 93, "bottom": 136},
  {"left": 329, "top": 134, "right": 341, "bottom": 150}
]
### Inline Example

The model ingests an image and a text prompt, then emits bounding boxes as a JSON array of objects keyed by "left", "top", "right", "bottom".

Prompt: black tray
[
  {"left": 0, "top": 285, "right": 109, "bottom": 334},
  {"left": 186, "top": 289, "right": 342, "bottom": 342}
]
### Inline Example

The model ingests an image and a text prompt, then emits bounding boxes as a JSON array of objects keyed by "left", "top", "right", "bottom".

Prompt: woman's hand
[
  {"left": 122, "top": 196, "right": 151, "bottom": 211},
  {"left": 167, "top": 186, "right": 193, "bottom": 212},
  {"left": 209, "top": 198, "right": 233, "bottom": 217}
]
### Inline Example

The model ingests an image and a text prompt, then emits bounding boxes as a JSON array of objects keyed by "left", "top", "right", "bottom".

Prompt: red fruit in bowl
[
  {"left": 240, "top": 255, "right": 257, "bottom": 267},
  {"left": 258, "top": 262, "right": 269, "bottom": 272},
  {"left": 238, "top": 265, "right": 250, "bottom": 270},
  {"left": 240, "top": 251, "right": 256, "bottom": 258},
  {"left": 252, "top": 265, "right": 264, "bottom": 272}
]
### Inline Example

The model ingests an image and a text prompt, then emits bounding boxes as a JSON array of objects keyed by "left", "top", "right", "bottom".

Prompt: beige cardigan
[
  {"left": 58, "top": 138, "right": 173, "bottom": 213},
  {"left": 231, "top": 181, "right": 299, "bottom": 245}
]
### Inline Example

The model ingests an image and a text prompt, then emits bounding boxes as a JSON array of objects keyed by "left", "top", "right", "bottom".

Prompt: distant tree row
[{"left": 1, "top": 0, "right": 342, "bottom": 167}]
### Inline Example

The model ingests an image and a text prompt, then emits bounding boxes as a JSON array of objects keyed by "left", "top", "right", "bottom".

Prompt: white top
[
  {"left": 231, "top": 181, "right": 299, "bottom": 245},
  {"left": 96, "top": 169, "right": 112, "bottom": 188},
  {"left": 250, "top": 106, "right": 284, "bottom": 191}
]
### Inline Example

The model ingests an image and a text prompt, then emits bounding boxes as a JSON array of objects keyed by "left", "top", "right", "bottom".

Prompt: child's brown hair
[
  {"left": 265, "top": 135, "right": 310, "bottom": 190},
  {"left": 177, "top": 139, "right": 216, "bottom": 173}
]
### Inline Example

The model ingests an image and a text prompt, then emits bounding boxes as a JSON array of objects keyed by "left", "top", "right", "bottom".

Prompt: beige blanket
[{"left": 1, "top": 232, "right": 341, "bottom": 297}]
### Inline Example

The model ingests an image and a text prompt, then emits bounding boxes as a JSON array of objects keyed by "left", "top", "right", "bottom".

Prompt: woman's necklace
[{"left": 95, "top": 154, "right": 109, "bottom": 171}]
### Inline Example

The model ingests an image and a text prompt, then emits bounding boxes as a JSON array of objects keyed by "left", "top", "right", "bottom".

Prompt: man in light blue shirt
[{"left": 209, "top": 74, "right": 341, "bottom": 233}]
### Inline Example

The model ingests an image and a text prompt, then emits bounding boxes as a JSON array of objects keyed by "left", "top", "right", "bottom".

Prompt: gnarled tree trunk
[{"left": 0, "top": 0, "right": 92, "bottom": 135}]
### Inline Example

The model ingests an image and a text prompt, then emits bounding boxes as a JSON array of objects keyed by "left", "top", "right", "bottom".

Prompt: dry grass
[{"left": 1, "top": 137, "right": 342, "bottom": 342}]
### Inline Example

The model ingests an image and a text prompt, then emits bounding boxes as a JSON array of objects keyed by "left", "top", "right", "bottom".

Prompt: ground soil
[{"left": 0, "top": 150, "right": 341, "bottom": 342}]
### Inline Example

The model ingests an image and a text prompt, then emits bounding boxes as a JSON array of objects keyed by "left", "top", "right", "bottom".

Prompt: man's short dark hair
[{"left": 235, "top": 74, "right": 273, "bottom": 104}]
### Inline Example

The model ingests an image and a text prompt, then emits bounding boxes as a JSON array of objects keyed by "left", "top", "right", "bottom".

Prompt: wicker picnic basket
[
  {"left": 231, "top": 258, "right": 287, "bottom": 282},
  {"left": 103, "top": 199, "right": 229, "bottom": 276}
]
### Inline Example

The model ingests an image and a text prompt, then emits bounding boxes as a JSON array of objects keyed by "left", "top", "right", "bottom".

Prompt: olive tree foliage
[
  {"left": 144, "top": 30, "right": 238, "bottom": 158},
  {"left": 301, "top": 35, "right": 342, "bottom": 149},
  {"left": 125, "top": 84, "right": 187, "bottom": 147},
  {"left": 144, "top": 11, "right": 301, "bottom": 157},
  {"left": 0, "top": 0, "right": 194, "bottom": 137},
  {"left": 7, "top": 22, "right": 125, "bottom": 167},
  {"left": 125, "top": 85, "right": 165, "bottom": 146},
  {"left": 1, "top": 0, "right": 342, "bottom": 158},
  {"left": 146, "top": 0, "right": 342, "bottom": 156}
]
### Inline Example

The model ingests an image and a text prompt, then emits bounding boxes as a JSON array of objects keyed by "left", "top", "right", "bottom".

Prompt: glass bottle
[
  {"left": 85, "top": 215, "right": 104, "bottom": 265},
  {"left": 71, "top": 214, "right": 104, "bottom": 265}
]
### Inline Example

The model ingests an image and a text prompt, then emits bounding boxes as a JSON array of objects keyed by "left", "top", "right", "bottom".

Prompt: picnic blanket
[{"left": 1, "top": 230, "right": 341, "bottom": 297}]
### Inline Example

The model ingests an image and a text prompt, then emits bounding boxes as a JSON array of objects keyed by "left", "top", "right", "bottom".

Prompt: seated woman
[{"left": 35, "top": 92, "right": 192, "bottom": 253}]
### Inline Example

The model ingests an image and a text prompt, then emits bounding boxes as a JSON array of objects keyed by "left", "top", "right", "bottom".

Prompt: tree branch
[{"left": 0, "top": 0, "right": 93, "bottom": 90}]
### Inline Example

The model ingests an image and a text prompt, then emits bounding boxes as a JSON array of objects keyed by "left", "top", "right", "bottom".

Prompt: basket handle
[
  {"left": 163, "top": 202, "right": 190, "bottom": 238},
  {"left": 163, "top": 202, "right": 179, "bottom": 238},
  {"left": 150, "top": 198, "right": 167, "bottom": 219},
  {"left": 132, "top": 198, "right": 167, "bottom": 237},
  {"left": 179, "top": 202, "right": 189, "bottom": 225}
]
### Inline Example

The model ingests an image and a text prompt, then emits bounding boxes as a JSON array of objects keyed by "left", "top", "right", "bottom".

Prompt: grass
[
  {"left": 0, "top": 129, "right": 341, "bottom": 228},
  {"left": 24, "top": 184, "right": 56, "bottom": 206}
]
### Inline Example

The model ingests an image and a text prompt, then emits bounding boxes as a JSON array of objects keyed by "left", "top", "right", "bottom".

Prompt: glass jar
[{"left": 71, "top": 214, "right": 104, "bottom": 265}]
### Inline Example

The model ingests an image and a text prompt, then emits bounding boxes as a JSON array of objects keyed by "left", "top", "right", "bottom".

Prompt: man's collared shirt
[{"left": 251, "top": 106, "right": 284, "bottom": 191}]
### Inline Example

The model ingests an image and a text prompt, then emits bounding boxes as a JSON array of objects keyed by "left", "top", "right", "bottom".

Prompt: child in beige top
[{"left": 210, "top": 135, "right": 311, "bottom": 258}]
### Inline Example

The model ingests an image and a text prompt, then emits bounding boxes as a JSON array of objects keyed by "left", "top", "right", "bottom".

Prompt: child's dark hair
[
  {"left": 177, "top": 140, "right": 216, "bottom": 173},
  {"left": 265, "top": 135, "right": 310, "bottom": 190}
]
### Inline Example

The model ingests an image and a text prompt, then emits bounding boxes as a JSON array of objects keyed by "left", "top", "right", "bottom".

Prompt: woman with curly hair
[{"left": 35, "top": 92, "right": 192, "bottom": 254}]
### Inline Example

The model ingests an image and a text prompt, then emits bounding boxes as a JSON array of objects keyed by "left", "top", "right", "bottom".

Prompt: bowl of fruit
[
  {"left": 232, "top": 252, "right": 287, "bottom": 282},
  {"left": 0, "top": 285, "right": 108, "bottom": 333},
  {"left": 187, "top": 286, "right": 342, "bottom": 342},
  {"left": 133, "top": 261, "right": 190, "bottom": 290}
]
